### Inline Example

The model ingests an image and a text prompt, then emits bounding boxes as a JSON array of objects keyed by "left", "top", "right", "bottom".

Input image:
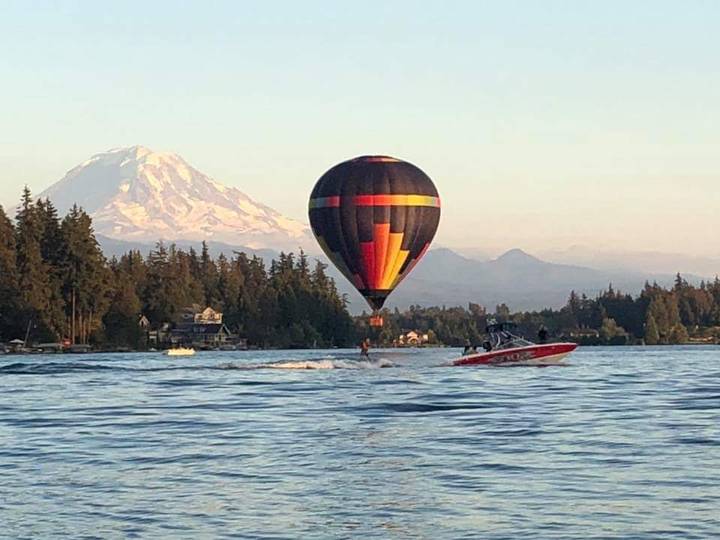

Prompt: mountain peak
[
  {"left": 120, "top": 145, "right": 155, "bottom": 161},
  {"left": 83, "top": 145, "right": 185, "bottom": 167},
  {"left": 495, "top": 248, "right": 542, "bottom": 264},
  {"left": 40, "top": 147, "right": 312, "bottom": 251}
]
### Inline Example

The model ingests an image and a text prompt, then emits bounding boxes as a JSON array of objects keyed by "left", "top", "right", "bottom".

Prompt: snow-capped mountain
[{"left": 40, "top": 146, "right": 312, "bottom": 250}]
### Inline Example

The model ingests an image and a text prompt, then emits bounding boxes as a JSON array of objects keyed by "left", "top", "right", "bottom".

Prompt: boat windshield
[
  {"left": 494, "top": 337, "right": 534, "bottom": 350},
  {"left": 487, "top": 327, "right": 534, "bottom": 350}
]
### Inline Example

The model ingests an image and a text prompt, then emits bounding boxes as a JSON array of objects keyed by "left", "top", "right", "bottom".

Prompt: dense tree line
[
  {"left": 0, "top": 189, "right": 356, "bottom": 349},
  {"left": 0, "top": 188, "right": 110, "bottom": 345},
  {"left": 3, "top": 189, "right": 719, "bottom": 350},
  {"left": 362, "top": 278, "right": 720, "bottom": 346}
]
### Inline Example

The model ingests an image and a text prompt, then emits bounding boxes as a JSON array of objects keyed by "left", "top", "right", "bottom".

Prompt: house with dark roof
[
  {"left": 168, "top": 305, "right": 245, "bottom": 348},
  {"left": 146, "top": 305, "right": 247, "bottom": 349},
  {"left": 171, "top": 322, "right": 234, "bottom": 347}
]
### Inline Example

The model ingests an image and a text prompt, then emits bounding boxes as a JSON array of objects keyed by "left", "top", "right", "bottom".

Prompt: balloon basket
[{"left": 369, "top": 315, "right": 384, "bottom": 327}]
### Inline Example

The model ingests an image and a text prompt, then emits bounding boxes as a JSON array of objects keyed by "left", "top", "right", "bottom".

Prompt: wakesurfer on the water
[{"left": 360, "top": 338, "right": 370, "bottom": 357}]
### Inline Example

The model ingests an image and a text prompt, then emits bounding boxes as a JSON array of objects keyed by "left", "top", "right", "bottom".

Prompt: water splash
[{"left": 218, "top": 357, "right": 395, "bottom": 370}]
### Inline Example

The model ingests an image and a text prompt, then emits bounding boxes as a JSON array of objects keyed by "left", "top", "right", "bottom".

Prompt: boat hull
[
  {"left": 166, "top": 348, "right": 196, "bottom": 357},
  {"left": 453, "top": 342, "right": 578, "bottom": 367}
]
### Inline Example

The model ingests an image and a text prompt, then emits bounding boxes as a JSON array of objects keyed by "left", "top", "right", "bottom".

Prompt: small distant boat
[
  {"left": 166, "top": 347, "right": 196, "bottom": 357},
  {"left": 453, "top": 321, "right": 577, "bottom": 367},
  {"left": 68, "top": 344, "right": 92, "bottom": 354}
]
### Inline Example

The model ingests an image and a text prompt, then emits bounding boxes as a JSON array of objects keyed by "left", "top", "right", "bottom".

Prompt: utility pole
[{"left": 24, "top": 319, "right": 32, "bottom": 347}]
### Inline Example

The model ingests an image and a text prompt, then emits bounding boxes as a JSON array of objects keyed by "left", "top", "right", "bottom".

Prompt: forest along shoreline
[{"left": 2, "top": 189, "right": 719, "bottom": 354}]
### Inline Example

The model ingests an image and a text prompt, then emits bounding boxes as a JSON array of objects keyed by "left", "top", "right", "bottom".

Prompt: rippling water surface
[{"left": 1, "top": 346, "right": 719, "bottom": 539}]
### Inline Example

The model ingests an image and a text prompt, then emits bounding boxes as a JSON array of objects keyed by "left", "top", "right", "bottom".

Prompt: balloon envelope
[{"left": 309, "top": 156, "right": 441, "bottom": 310}]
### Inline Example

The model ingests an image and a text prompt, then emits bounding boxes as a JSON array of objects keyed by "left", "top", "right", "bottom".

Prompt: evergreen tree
[
  {"left": 0, "top": 205, "right": 22, "bottom": 339},
  {"left": 170, "top": 248, "right": 204, "bottom": 308},
  {"left": 495, "top": 303, "right": 511, "bottom": 319},
  {"left": 644, "top": 314, "right": 660, "bottom": 345},
  {"left": 143, "top": 242, "right": 177, "bottom": 324},
  {"left": 668, "top": 324, "right": 689, "bottom": 345},
  {"left": 599, "top": 317, "right": 618, "bottom": 339},
  {"left": 15, "top": 187, "right": 56, "bottom": 341},
  {"left": 60, "top": 205, "right": 112, "bottom": 344},
  {"left": 200, "top": 241, "right": 219, "bottom": 306},
  {"left": 36, "top": 198, "right": 67, "bottom": 336},
  {"left": 216, "top": 253, "right": 241, "bottom": 313},
  {"left": 6, "top": 190, "right": 720, "bottom": 350},
  {"left": 103, "top": 270, "right": 143, "bottom": 349}
]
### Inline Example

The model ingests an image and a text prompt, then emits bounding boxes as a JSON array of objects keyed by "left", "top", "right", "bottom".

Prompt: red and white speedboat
[{"left": 453, "top": 322, "right": 577, "bottom": 367}]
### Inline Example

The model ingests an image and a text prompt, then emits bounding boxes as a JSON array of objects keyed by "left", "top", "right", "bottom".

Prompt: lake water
[{"left": 1, "top": 346, "right": 719, "bottom": 539}]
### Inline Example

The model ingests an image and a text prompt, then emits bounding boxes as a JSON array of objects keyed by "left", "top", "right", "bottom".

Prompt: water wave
[
  {"left": 3, "top": 347, "right": 720, "bottom": 538},
  {"left": 218, "top": 357, "right": 395, "bottom": 370},
  {"left": 0, "top": 356, "right": 395, "bottom": 375},
  {"left": 0, "top": 361, "right": 118, "bottom": 375}
]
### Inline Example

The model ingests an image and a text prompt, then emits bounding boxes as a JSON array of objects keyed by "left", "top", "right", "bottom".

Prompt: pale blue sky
[{"left": 1, "top": 1, "right": 718, "bottom": 255}]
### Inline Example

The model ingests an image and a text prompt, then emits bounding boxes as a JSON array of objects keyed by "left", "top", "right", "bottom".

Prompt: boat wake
[
  {"left": 0, "top": 357, "right": 395, "bottom": 375},
  {"left": 218, "top": 357, "right": 395, "bottom": 370},
  {"left": 0, "top": 361, "right": 119, "bottom": 375}
]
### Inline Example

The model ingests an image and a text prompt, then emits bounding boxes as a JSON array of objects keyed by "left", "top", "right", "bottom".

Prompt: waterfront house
[
  {"left": 194, "top": 307, "right": 223, "bottom": 324},
  {"left": 138, "top": 315, "right": 150, "bottom": 329},
  {"left": 170, "top": 322, "right": 234, "bottom": 348},
  {"left": 8, "top": 339, "right": 26, "bottom": 353},
  {"left": 169, "top": 305, "right": 244, "bottom": 348},
  {"left": 175, "top": 304, "right": 223, "bottom": 325},
  {"left": 68, "top": 344, "right": 92, "bottom": 354},
  {"left": 37, "top": 343, "right": 64, "bottom": 353},
  {"left": 152, "top": 306, "right": 246, "bottom": 349},
  {"left": 396, "top": 330, "right": 430, "bottom": 347},
  {"left": 148, "top": 322, "right": 172, "bottom": 348}
]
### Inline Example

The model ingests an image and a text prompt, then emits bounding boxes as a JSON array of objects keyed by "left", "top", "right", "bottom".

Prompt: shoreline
[{"left": 1, "top": 341, "right": 717, "bottom": 357}]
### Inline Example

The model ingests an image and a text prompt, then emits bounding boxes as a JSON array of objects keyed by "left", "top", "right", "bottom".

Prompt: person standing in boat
[{"left": 538, "top": 326, "right": 548, "bottom": 344}]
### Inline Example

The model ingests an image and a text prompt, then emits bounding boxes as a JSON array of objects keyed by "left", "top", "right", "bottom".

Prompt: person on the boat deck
[
  {"left": 482, "top": 340, "right": 492, "bottom": 352},
  {"left": 538, "top": 326, "right": 548, "bottom": 344},
  {"left": 360, "top": 338, "right": 370, "bottom": 357},
  {"left": 462, "top": 340, "right": 473, "bottom": 355}
]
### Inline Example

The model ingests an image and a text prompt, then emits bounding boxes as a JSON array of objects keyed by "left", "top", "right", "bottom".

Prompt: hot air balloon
[{"left": 309, "top": 156, "right": 441, "bottom": 325}]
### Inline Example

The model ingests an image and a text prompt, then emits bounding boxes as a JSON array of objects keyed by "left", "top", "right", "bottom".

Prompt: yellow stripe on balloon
[
  {"left": 309, "top": 194, "right": 440, "bottom": 208},
  {"left": 387, "top": 250, "right": 410, "bottom": 289},
  {"left": 353, "top": 194, "right": 439, "bottom": 207},
  {"left": 402, "top": 195, "right": 440, "bottom": 207},
  {"left": 379, "top": 233, "right": 404, "bottom": 289}
]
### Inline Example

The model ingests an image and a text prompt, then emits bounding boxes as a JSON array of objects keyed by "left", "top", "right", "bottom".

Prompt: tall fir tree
[
  {"left": 644, "top": 313, "right": 660, "bottom": 345},
  {"left": 15, "top": 187, "right": 56, "bottom": 341},
  {"left": 143, "top": 242, "right": 176, "bottom": 324},
  {"left": 103, "top": 267, "right": 143, "bottom": 349},
  {"left": 0, "top": 205, "right": 22, "bottom": 339},
  {"left": 60, "top": 205, "right": 112, "bottom": 344},
  {"left": 36, "top": 198, "right": 67, "bottom": 336}
]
